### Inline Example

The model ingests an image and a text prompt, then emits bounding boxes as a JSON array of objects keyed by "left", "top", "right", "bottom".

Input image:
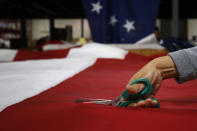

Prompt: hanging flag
[{"left": 81, "top": 0, "right": 160, "bottom": 43}]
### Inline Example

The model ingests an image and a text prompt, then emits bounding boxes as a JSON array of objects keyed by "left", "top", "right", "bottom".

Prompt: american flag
[{"left": 82, "top": 0, "right": 160, "bottom": 43}]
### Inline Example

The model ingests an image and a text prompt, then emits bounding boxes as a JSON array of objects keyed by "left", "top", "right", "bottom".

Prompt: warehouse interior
[
  {"left": 1, "top": 0, "right": 197, "bottom": 131},
  {"left": 0, "top": 0, "right": 197, "bottom": 49}
]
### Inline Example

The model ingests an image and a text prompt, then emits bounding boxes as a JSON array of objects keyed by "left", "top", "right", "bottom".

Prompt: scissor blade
[
  {"left": 74, "top": 98, "right": 113, "bottom": 105},
  {"left": 75, "top": 96, "right": 124, "bottom": 106},
  {"left": 74, "top": 98, "right": 89, "bottom": 103},
  {"left": 110, "top": 96, "right": 124, "bottom": 106}
]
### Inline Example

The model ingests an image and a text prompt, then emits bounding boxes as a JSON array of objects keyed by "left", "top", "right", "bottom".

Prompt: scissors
[{"left": 75, "top": 78, "right": 160, "bottom": 108}]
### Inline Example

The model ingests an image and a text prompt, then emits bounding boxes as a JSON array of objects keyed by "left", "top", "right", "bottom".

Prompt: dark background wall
[
  {"left": 0, "top": 0, "right": 196, "bottom": 48},
  {"left": 0, "top": 0, "right": 196, "bottom": 19}
]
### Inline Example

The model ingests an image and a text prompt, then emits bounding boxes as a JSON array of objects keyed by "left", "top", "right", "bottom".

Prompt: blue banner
[{"left": 82, "top": 0, "right": 160, "bottom": 43}]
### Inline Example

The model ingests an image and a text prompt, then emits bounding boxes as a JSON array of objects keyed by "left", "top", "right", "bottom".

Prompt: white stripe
[
  {"left": 43, "top": 44, "right": 78, "bottom": 51},
  {"left": 0, "top": 43, "right": 128, "bottom": 112},
  {"left": 0, "top": 49, "right": 18, "bottom": 62}
]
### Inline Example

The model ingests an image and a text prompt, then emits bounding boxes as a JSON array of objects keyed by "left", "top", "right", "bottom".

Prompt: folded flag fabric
[
  {"left": 81, "top": 0, "right": 160, "bottom": 43},
  {"left": 159, "top": 37, "right": 194, "bottom": 52}
]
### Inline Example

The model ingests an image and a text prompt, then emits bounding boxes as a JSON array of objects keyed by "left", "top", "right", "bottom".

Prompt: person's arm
[
  {"left": 168, "top": 46, "right": 197, "bottom": 83},
  {"left": 126, "top": 46, "right": 197, "bottom": 107}
]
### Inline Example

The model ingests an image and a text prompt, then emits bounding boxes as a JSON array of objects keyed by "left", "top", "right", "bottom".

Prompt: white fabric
[
  {"left": 0, "top": 49, "right": 18, "bottom": 62},
  {"left": 43, "top": 43, "right": 78, "bottom": 51},
  {"left": 67, "top": 43, "right": 128, "bottom": 59},
  {"left": 110, "top": 33, "right": 165, "bottom": 50},
  {"left": 135, "top": 33, "right": 158, "bottom": 44},
  {"left": 0, "top": 43, "right": 128, "bottom": 112}
]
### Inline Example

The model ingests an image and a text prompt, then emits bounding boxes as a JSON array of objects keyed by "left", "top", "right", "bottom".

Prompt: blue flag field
[{"left": 82, "top": 0, "right": 160, "bottom": 43}]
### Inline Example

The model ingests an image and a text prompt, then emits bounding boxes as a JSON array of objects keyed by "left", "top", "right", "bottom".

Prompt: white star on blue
[
  {"left": 123, "top": 20, "right": 135, "bottom": 33},
  {"left": 91, "top": 1, "right": 103, "bottom": 14},
  {"left": 109, "top": 15, "right": 118, "bottom": 26}
]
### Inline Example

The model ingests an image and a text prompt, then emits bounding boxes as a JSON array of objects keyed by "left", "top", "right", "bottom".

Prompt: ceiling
[
  {"left": 0, "top": 0, "right": 85, "bottom": 18},
  {"left": 0, "top": 0, "right": 196, "bottom": 19}
]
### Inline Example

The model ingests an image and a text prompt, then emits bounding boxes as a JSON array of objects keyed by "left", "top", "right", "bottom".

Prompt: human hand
[{"left": 125, "top": 56, "right": 177, "bottom": 108}]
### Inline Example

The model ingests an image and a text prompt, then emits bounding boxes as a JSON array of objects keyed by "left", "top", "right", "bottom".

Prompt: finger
[
  {"left": 128, "top": 103, "right": 137, "bottom": 108},
  {"left": 144, "top": 98, "right": 152, "bottom": 107},
  {"left": 137, "top": 100, "right": 145, "bottom": 108},
  {"left": 151, "top": 100, "right": 158, "bottom": 107},
  {"left": 126, "top": 83, "right": 145, "bottom": 95}
]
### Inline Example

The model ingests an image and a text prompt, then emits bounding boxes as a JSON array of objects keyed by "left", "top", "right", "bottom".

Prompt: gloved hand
[{"left": 126, "top": 56, "right": 177, "bottom": 108}]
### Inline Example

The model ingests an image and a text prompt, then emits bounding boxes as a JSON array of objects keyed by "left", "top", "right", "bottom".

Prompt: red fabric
[
  {"left": 14, "top": 49, "right": 70, "bottom": 61},
  {"left": 1, "top": 52, "right": 197, "bottom": 131}
]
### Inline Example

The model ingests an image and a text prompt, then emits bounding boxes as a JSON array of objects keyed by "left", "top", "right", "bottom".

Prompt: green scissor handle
[
  {"left": 118, "top": 78, "right": 160, "bottom": 108},
  {"left": 121, "top": 78, "right": 152, "bottom": 99}
]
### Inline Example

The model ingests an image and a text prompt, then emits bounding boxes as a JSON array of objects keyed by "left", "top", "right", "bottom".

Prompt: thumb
[{"left": 126, "top": 83, "right": 145, "bottom": 95}]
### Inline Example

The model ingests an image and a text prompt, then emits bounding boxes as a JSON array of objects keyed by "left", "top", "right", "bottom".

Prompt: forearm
[{"left": 168, "top": 47, "right": 197, "bottom": 83}]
